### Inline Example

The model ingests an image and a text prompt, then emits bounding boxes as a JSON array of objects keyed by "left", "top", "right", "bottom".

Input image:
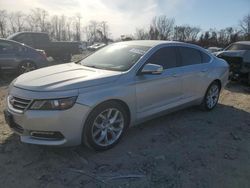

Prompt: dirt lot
[{"left": 0, "top": 73, "right": 250, "bottom": 188}]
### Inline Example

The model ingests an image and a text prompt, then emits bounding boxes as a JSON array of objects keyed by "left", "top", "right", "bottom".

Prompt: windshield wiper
[
  {"left": 83, "top": 65, "right": 121, "bottom": 72},
  {"left": 84, "top": 65, "right": 99, "bottom": 69}
]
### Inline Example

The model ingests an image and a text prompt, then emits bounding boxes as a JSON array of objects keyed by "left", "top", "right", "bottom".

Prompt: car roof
[
  {"left": 0, "top": 38, "right": 24, "bottom": 45},
  {"left": 234, "top": 41, "right": 250, "bottom": 45},
  {"left": 7, "top": 32, "right": 48, "bottom": 40},
  {"left": 0, "top": 38, "right": 35, "bottom": 49},
  {"left": 117, "top": 40, "right": 186, "bottom": 47}
]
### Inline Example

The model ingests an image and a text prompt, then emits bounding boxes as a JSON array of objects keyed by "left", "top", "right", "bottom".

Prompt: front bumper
[{"left": 5, "top": 103, "right": 90, "bottom": 147}]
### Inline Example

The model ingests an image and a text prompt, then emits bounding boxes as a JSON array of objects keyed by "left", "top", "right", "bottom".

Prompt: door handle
[
  {"left": 201, "top": 69, "right": 208, "bottom": 72},
  {"left": 171, "top": 73, "right": 179, "bottom": 77}
]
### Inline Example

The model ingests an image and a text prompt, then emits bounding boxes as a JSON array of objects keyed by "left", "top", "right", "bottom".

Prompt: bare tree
[
  {"left": 174, "top": 26, "right": 185, "bottom": 41},
  {"left": 174, "top": 25, "right": 200, "bottom": 41},
  {"left": 0, "top": 10, "right": 7, "bottom": 37},
  {"left": 74, "top": 13, "right": 81, "bottom": 41},
  {"left": 8, "top": 11, "right": 26, "bottom": 33},
  {"left": 99, "top": 21, "right": 109, "bottom": 43},
  {"left": 151, "top": 16, "right": 175, "bottom": 40},
  {"left": 28, "top": 8, "right": 49, "bottom": 32},
  {"left": 240, "top": 13, "right": 250, "bottom": 34},
  {"left": 135, "top": 28, "right": 149, "bottom": 40}
]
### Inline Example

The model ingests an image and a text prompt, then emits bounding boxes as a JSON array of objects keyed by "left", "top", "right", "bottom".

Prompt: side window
[
  {"left": 0, "top": 42, "right": 15, "bottom": 54},
  {"left": 179, "top": 47, "right": 202, "bottom": 66},
  {"left": 201, "top": 52, "right": 211, "bottom": 63},
  {"left": 15, "top": 34, "right": 34, "bottom": 47},
  {"left": 146, "top": 47, "right": 178, "bottom": 69},
  {"left": 33, "top": 34, "right": 49, "bottom": 45}
]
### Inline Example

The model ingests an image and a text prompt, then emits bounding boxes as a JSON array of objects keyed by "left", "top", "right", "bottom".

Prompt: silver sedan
[{"left": 4, "top": 40, "right": 229, "bottom": 150}]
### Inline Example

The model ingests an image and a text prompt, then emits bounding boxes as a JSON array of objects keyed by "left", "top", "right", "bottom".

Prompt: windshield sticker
[{"left": 129, "top": 48, "right": 146, "bottom": 55}]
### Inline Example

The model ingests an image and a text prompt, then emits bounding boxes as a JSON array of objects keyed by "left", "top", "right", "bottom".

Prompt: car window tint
[
  {"left": 202, "top": 52, "right": 211, "bottom": 63},
  {"left": 15, "top": 34, "right": 34, "bottom": 46},
  {"left": 179, "top": 47, "right": 202, "bottom": 66},
  {"left": 147, "top": 47, "right": 177, "bottom": 69},
  {"left": 33, "top": 34, "right": 49, "bottom": 44},
  {"left": 0, "top": 42, "right": 15, "bottom": 54}
]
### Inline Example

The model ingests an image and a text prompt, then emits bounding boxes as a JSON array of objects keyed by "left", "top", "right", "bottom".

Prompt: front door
[
  {"left": 0, "top": 41, "right": 18, "bottom": 71},
  {"left": 135, "top": 46, "right": 182, "bottom": 114}
]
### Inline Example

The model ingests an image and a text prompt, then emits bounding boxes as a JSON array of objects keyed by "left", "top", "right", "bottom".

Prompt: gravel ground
[{"left": 0, "top": 70, "right": 250, "bottom": 188}]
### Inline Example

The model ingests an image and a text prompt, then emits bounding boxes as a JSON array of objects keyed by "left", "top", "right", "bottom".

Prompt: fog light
[{"left": 30, "top": 131, "right": 64, "bottom": 140}]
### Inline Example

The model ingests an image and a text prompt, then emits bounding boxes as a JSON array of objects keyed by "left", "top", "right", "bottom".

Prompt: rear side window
[
  {"left": 33, "top": 34, "right": 49, "bottom": 44},
  {"left": 202, "top": 52, "right": 211, "bottom": 63},
  {"left": 179, "top": 47, "right": 202, "bottom": 66},
  {"left": 14, "top": 34, "right": 34, "bottom": 47},
  {"left": 0, "top": 41, "right": 15, "bottom": 54},
  {"left": 147, "top": 47, "right": 178, "bottom": 69}
]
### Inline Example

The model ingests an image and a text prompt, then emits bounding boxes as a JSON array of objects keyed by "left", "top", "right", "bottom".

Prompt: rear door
[
  {"left": 0, "top": 41, "right": 19, "bottom": 71},
  {"left": 14, "top": 33, "right": 34, "bottom": 48},
  {"left": 177, "top": 46, "right": 211, "bottom": 100},
  {"left": 136, "top": 46, "right": 183, "bottom": 115}
]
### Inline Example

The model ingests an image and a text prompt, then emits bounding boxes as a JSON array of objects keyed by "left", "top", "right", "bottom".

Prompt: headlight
[
  {"left": 30, "top": 97, "right": 77, "bottom": 110},
  {"left": 8, "top": 78, "right": 17, "bottom": 93}
]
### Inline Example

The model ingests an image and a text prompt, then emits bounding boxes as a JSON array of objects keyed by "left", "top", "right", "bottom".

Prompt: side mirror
[{"left": 140, "top": 63, "right": 163, "bottom": 75}]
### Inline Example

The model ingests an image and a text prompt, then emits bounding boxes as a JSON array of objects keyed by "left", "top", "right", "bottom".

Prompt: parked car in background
[
  {"left": 0, "top": 39, "right": 49, "bottom": 74},
  {"left": 215, "top": 41, "right": 250, "bottom": 84},
  {"left": 7, "top": 32, "right": 83, "bottom": 62},
  {"left": 87, "top": 43, "right": 106, "bottom": 51},
  {"left": 4, "top": 41, "right": 228, "bottom": 150},
  {"left": 207, "top": 47, "right": 223, "bottom": 53}
]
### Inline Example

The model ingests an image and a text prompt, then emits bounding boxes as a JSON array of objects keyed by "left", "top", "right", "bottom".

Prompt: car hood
[
  {"left": 215, "top": 50, "right": 246, "bottom": 58},
  {"left": 14, "top": 63, "right": 122, "bottom": 92}
]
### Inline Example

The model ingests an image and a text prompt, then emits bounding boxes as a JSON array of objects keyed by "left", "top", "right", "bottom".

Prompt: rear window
[
  {"left": 202, "top": 52, "right": 211, "bottom": 63},
  {"left": 179, "top": 47, "right": 202, "bottom": 66},
  {"left": 33, "top": 33, "right": 49, "bottom": 44},
  {"left": 0, "top": 41, "right": 15, "bottom": 54},
  {"left": 225, "top": 44, "right": 250, "bottom": 51},
  {"left": 13, "top": 34, "right": 34, "bottom": 46}
]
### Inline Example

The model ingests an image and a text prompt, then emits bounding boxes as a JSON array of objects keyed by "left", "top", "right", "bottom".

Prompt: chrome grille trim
[{"left": 7, "top": 95, "right": 32, "bottom": 113}]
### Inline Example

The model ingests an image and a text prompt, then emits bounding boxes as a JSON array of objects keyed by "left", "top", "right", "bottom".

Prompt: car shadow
[
  {"left": 1, "top": 103, "right": 250, "bottom": 187},
  {"left": 225, "top": 81, "right": 250, "bottom": 94},
  {"left": 0, "top": 73, "right": 17, "bottom": 87}
]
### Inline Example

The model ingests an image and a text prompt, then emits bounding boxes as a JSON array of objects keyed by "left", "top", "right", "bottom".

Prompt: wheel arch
[
  {"left": 18, "top": 59, "right": 36, "bottom": 67},
  {"left": 90, "top": 99, "right": 131, "bottom": 126},
  {"left": 81, "top": 98, "right": 132, "bottom": 149}
]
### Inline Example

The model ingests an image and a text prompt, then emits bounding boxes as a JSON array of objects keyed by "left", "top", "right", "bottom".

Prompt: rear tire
[
  {"left": 83, "top": 101, "right": 129, "bottom": 151},
  {"left": 18, "top": 61, "right": 37, "bottom": 75},
  {"left": 201, "top": 81, "right": 221, "bottom": 111},
  {"left": 62, "top": 53, "right": 72, "bottom": 63}
]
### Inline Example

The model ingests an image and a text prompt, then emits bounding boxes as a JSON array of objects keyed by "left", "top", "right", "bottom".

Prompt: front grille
[{"left": 8, "top": 96, "right": 32, "bottom": 113}]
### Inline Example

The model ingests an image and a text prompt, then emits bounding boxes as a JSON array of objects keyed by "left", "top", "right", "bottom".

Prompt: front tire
[
  {"left": 201, "top": 81, "right": 221, "bottom": 111},
  {"left": 83, "top": 101, "right": 129, "bottom": 151}
]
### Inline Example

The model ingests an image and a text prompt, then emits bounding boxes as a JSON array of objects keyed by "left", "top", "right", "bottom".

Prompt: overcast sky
[{"left": 0, "top": 0, "right": 249, "bottom": 38}]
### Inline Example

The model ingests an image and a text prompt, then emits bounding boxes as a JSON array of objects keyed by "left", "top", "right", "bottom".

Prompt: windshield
[
  {"left": 80, "top": 43, "right": 150, "bottom": 71},
  {"left": 225, "top": 43, "right": 250, "bottom": 51}
]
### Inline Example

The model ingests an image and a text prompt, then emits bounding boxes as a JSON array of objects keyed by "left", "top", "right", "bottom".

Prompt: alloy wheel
[
  {"left": 206, "top": 84, "right": 220, "bottom": 109},
  {"left": 91, "top": 108, "right": 124, "bottom": 147}
]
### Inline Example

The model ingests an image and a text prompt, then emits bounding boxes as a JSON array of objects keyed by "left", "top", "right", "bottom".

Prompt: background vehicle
[
  {"left": 215, "top": 41, "right": 250, "bottom": 84},
  {"left": 87, "top": 43, "right": 106, "bottom": 51},
  {"left": 4, "top": 41, "right": 229, "bottom": 150},
  {"left": 207, "top": 47, "right": 223, "bottom": 53},
  {"left": 7, "top": 32, "right": 83, "bottom": 63},
  {"left": 0, "top": 39, "right": 49, "bottom": 74}
]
